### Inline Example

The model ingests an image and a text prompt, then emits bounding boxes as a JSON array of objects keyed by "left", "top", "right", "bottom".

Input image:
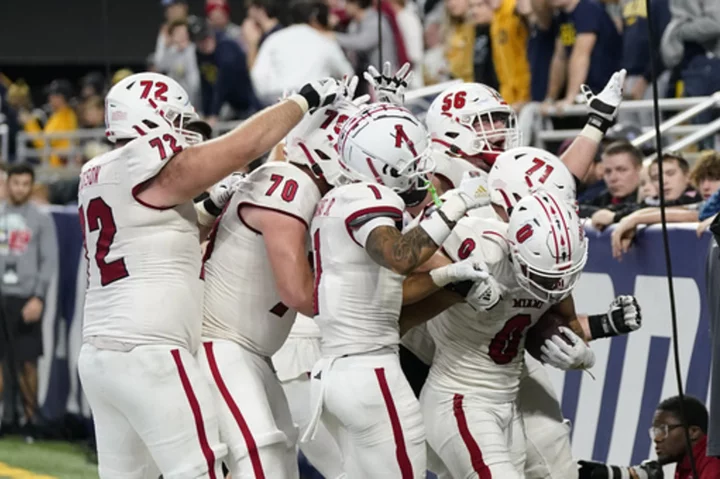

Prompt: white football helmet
[
  {"left": 426, "top": 83, "right": 520, "bottom": 169},
  {"left": 284, "top": 100, "right": 361, "bottom": 186},
  {"left": 105, "top": 72, "right": 208, "bottom": 145},
  {"left": 507, "top": 190, "right": 588, "bottom": 303},
  {"left": 337, "top": 103, "right": 434, "bottom": 199},
  {"left": 488, "top": 147, "right": 577, "bottom": 216}
]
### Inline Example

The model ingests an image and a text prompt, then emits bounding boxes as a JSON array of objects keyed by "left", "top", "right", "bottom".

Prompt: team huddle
[{"left": 77, "top": 63, "right": 644, "bottom": 479}]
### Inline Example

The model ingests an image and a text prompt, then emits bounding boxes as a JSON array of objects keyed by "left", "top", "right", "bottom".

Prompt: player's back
[
  {"left": 311, "top": 182, "right": 406, "bottom": 357},
  {"left": 78, "top": 135, "right": 203, "bottom": 352},
  {"left": 426, "top": 217, "right": 551, "bottom": 402},
  {"left": 202, "top": 161, "right": 321, "bottom": 357}
]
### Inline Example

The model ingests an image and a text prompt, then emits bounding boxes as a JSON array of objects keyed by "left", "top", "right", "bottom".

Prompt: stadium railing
[{"left": 13, "top": 86, "right": 717, "bottom": 173}]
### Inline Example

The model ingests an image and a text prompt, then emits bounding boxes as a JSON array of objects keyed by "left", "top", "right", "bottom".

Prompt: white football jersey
[
  {"left": 426, "top": 217, "right": 552, "bottom": 402},
  {"left": 311, "top": 182, "right": 406, "bottom": 357},
  {"left": 202, "top": 162, "right": 321, "bottom": 357},
  {"left": 79, "top": 132, "right": 203, "bottom": 352}
]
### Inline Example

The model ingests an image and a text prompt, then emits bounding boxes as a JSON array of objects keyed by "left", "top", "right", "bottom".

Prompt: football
[{"left": 524, "top": 312, "right": 573, "bottom": 362}]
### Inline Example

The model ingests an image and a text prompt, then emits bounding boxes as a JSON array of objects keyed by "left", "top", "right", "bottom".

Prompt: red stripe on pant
[
  {"left": 171, "top": 349, "right": 217, "bottom": 479},
  {"left": 204, "top": 342, "right": 266, "bottom": 479},
  {"left": 374, "top": 367, "right": 414, "bottom": 478},
  {"left": 453, "top": 394, "right": 492, "bottom": 479}
]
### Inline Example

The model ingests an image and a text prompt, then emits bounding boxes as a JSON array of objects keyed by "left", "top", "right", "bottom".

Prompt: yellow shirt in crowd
[
  {"left": 490, "top": 0, "right": 531, "bottom": 105},
  {"left": 24, "top": 106, "right": 78, "bottom": 167},
  {"left": 445, "top": 21, "right": 476, "bottom": 83}
]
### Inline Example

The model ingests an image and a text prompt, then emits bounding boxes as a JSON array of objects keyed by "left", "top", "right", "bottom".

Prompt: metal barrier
[
  {"left": 10, "top": 85, "right": 719, "bottom": 171},
  {"left": 534, "top": 95, "right": 720, "bottom": 151},
  {"left": 0, "top": 123, "right": 8, "bottom": 163}
]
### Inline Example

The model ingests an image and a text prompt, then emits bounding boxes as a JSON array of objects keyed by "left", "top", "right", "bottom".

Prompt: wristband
[
  {"left": 443, "top": 280, "right": 473, "bottom": 298},
  {"left": 195, "top": 201, "right": 217, "bottom": 228},
  {"left": 287, "top": 94, "right": 309, "bottom": 114},
  {"left": 419, "top": 212, "right": 453, "bottom": 247},
  {"left": 579, "top": 122, "right": 605, "bottom": 143},
  {"left": 588, "top": 313, "right": 618, "bottom": 339}
]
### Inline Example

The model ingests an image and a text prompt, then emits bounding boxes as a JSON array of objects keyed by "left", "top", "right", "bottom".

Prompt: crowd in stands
[{"left": 0, "top": 0, "right": 718, "bottom": 247}]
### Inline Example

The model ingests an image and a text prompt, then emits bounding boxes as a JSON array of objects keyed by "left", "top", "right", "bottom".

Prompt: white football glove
[
  {"left": 429, "top": 259, "right": 490, "bottom": 288},
  {"left": 363, "top": 61, "right": 414, "bottom": 106},
  {"left": 210, "top": 172, "right": 245, "bottom": 209},
  {"left": 419, "top": 175, "right": 491, "bottom": 246},
  {"left": 291, "top": 77, "right": 347, "bottom": 114},
  {"left": 581, "top": 68, "right": 626, "bottom": 133},
  {"left": 540, "top": 326, "right": 596, "bottom": 370},
  {"left": 464, "top": 274, "right": 503, "bottom": 311}
]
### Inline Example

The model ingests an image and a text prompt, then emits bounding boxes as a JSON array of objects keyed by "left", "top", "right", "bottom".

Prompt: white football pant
[
  {"left": 519, "top": 355, "right": 577, "bottom": 479},
  {"left": 197, "top": 340, "right": 298, "bottom": 479},
  {"left": 421, "top": 382, "right": 526, "bottom": 479},
  {"left": 308, "top": 353, "right": 426, "bottom": 478},
  {"left": 79, "top": 343, "right": 226, "bottom": 479}
]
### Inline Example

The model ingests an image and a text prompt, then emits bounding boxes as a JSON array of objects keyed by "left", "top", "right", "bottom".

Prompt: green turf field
[{"left": 0, "top": 437, "right": 98, "bottom": 479}]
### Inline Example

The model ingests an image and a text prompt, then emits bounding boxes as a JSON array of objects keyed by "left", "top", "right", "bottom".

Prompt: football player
[
  {"left": 197, "top": 99, "right": 362, "bottom": 478},
  {"left": 420, "top": 190, "right": 589, "bottom": 478},
  {"left": 78, "top": 72, "right": 347, "bottom": 478},
  {"left": 303, "top": 103, "right": 492, "bottom": 477}
]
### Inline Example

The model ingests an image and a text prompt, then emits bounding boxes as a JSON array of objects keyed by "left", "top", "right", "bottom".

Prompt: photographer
[{"left": 579, "top": 395, "right": 720, "bottom": 478}]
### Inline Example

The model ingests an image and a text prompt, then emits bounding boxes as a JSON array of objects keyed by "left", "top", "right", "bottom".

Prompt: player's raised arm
[{"left": 141, "top": 78, "right": 348, "bottom": 207}]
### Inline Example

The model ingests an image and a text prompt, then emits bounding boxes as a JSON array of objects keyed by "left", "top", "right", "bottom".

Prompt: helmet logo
[
  {"left": 516, "top": 223, "right": 534, "bottom": 244},
  {"left": 393, "top": 124, "right": 417, "bottom": 156}
]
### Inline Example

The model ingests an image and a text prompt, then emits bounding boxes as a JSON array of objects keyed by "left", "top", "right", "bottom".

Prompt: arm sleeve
[
  {"left": 34, "top": 210, "right": 58, "bottom": 299},
  {"left": 344, "top": 185, "right": 405, "bottom": 248}
]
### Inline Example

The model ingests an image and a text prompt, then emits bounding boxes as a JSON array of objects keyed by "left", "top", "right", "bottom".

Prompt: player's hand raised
[
  {"left": 429, "top": 259, "right": 489, "bottom": 287},
  {"left": 581, "top": 68, "right": 626, "bottom": 134},
  {"left": 540, "top": 326, "right": 596, "bottom": 370},
  {"left": 364, "top": 61, "right": 413, "bottom": 106},
  {"left": 293, "top": 77, "right": 347, "bottom": 114}
]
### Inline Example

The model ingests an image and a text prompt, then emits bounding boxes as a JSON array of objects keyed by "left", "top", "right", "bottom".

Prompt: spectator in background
[
  {"left": 522, "top": 0, "right": 557, "bottom": 102},
  {"left": 579, "top": 395, "right": 720, "bottom": 479},
  {"left": 582, "top": 141, "right": 643, "bottom": 226},
  {"left": 154, "top": 0, "right": 200, "bottom": 69},
  {"left": 206, "top": 0, "right": 244, "bottom": 44},
  {"left": 661, "top": 0, "right": 720, "bottom": 147},
  {"left": 19, "top": 80, "right": 78, "bottom": 167},
  {"left": 155, "top": 19, "right": 202, "bottom": 108},
  {"left": 489, "top": 0, "right": 531, "bottom": 107},
  {"left": 469, "top": 0, "right": 499, "bottom": 88},
  {"left": 693, "top": 151, "right": 720, "bottom": 234},
  {"left": 251, "top": 0, "right": 354, "bottom": 105},
  {"left": 78, "top": 72, "right": 106, "bottom": 101},
  {"left": 445, "top": 0, "right": 476, "bottom": 83},
  {"left": 0, "top": 76, "right": 21, "bottom": 163},
  {"left": 544, "top": 0, "right": 622, "bottom": 111},
  {"left": 0, "top": 164, "right": 58, "bottom": 440},
  {"left": 333, "top": 0, "right": 399, "bottom": 86},
  {"left": 243, "top": 0, "right": 286, "bottom": 68},
  {"left": 606, "top": 0, "right": 672, "bottom": 127},
  {"left": 389, "top": 0, "right": 425, "bottom": 89},
  {"left": 76, "top": 96, "right": 111, "bottom": 165},
  {"left": 196, "top": 23, "right": 260, "bottom": 125},
  {"left": 611, "top": 153, "right": 707, "bottom": 258},
  {"left": 111, "top": 69, "right": 134, "bottom": 86},
  {"left": 638, "top": 164, "right": 657, "bottom": 202}
]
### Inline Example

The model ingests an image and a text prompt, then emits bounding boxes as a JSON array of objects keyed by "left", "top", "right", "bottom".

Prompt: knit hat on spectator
[
  {"left": 45, "top": 79, "right": 73, "bottom": 100},
  {"left": 206, "top": 0, "right": 230, "bottom": 16}
]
